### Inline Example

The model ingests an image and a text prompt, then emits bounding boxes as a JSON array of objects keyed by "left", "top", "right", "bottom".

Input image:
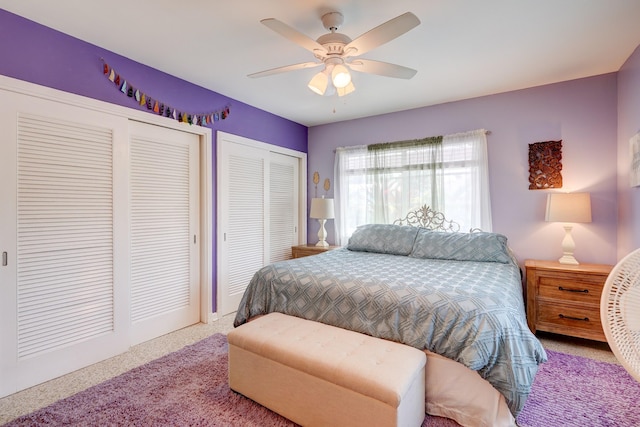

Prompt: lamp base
[
  {"left": 558, "top": 225, "right": 579, "bottom": 265},
  {"left": 316, "top": 218, "right": 329, "bottom": 247},
  {"left": 558, "top": 254, "right": 579, "bottom": 265}
]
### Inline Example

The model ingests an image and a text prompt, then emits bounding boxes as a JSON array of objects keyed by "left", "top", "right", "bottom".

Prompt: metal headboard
[{"left": 392, "top": 205, "right": 461, "bottom": 232}]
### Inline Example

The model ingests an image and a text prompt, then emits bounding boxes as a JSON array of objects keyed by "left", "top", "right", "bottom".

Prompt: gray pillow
[
  {"left": 347, "top": 224, "right": 419, "bottom": 256},
  {"left": 409, "top": 229, "right": 513, "bottom": 263}
]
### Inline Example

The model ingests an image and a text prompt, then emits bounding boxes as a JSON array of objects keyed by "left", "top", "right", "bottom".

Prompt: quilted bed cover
[{"left": 233, "top": 248, "right": 547, "bottom": 416}]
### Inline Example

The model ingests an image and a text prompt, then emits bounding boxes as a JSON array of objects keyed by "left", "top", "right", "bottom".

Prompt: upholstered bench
[{"left": 228, "top": 312, "right": 426, "bottom": 427}]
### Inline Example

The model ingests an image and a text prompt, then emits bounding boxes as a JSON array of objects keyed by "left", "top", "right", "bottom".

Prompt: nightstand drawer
[
  {"left": 525, "top": 259, "right": 612, "bottom": 342},
  {"left": 538, "top": 276, "right": 602, "bottom": 305},
  {"left": 537, "top": 300, "right": 604, "bottom": 340}
]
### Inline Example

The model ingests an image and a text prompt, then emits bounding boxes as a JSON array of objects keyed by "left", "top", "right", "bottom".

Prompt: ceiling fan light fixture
[
  {"left": 308, "top": 71, "right": 328, "bottom": 95},
  {"left": 331, "top": 64, "right": 351, "bottom": 88},
  {"left": 324, "top": 83, "right": 336, "bottom": 97},
  {"left": 337, "top": 81, "right": 355, "bottom": 97},
  {"left": 251, "top": 12, "right": 421, "bottom": 99}
]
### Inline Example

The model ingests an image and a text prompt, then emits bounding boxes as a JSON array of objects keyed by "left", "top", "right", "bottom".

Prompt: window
[{"left": 334, "top": 129, "right": 491, "bottom": 244}]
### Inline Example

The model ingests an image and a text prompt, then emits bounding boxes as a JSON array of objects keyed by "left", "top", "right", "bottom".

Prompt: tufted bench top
[{"left": 227, "top": 312, "right": 426, "bottom": 408}]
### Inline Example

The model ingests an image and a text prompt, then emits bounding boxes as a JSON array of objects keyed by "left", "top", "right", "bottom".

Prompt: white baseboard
[{"left": 207, "top": 312, "right": 219, "bottom": 323}]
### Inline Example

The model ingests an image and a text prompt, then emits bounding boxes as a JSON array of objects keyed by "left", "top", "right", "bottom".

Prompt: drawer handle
[
  {"left": 558, "top": 286, "right": 589, "bottom": 293},
  {"left": 559, "top": 314, "right": 589, "bottom": 322}
]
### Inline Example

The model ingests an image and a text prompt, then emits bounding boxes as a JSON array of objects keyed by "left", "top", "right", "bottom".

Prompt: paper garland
[{"left": 102, "top": 60, "right": 229, "bottom": 126}]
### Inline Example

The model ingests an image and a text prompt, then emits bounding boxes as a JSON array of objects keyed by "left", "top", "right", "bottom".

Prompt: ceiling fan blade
[
  {"left": 343, "top": 12, "right": 420, "bottom": 57},
  {"left": 248, "top": 62, "right": 323, "bottom": 78},
  {"left": 261, "top": 18, "right": 328, "bottom": 57},
  {"left": 348, "top": 59, "right": 417, "bottom": 79}
]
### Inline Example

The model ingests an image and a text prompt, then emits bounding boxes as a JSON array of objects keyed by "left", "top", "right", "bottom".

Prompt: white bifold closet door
[
  {"left": 217, "top": 133, "right": 299, "bottom": 316},
  {"left": 0, "top": 90, "right": 130, "bottom": 398},
  {"left": 128, "top": 121, "right": 200, "bottom": 345},
  {"left": 269, "top": 156, "right": 299, "bottom": 262},
  {"left": 0, "top": 92, "right": 201, "bottom": 398}
]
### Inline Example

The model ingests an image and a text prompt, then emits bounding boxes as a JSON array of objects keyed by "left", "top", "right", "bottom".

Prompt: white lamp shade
[
  {"left": 308, "top": 72, "right": 328, "bottom": 95},
  {"left": 337, "top": 81, "right": 355, "bottom": 97},
  {"left": 310, "top": 197, "right": 335, "bottom": 219},
  {"left": 331, "top": 64, "right": 351, "bottom": 88},
  {"left": 545, "top": 192, "right": 592, "bottom": 223}
]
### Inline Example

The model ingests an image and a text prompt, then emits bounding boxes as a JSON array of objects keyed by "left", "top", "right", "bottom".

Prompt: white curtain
[
  {"left": 334, "top": 144, "right": 367, "bottom": 246},
  {"left": 441, "top": 129, "right": 492, "bottom": 233},
  {"left": 334, "top": 129, "right": 491, "bottom": 245}
]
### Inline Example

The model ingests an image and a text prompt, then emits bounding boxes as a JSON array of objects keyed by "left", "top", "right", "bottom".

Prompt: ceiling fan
[{"left": 248, "top": 11, "right": 421, "bottom": 97}]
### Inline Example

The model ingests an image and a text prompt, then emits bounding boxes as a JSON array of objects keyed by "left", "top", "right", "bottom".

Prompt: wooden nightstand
[
  {"left": 525, "top": 259, "right": 613, "bottom": 342},
  {"left": 291, "top": 244, "right": 340, "bottom": 259}
]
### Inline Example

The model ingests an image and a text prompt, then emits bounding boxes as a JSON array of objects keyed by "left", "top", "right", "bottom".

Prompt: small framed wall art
[{"left": 528, "top": 140, "right": 563, "bottom": 190}]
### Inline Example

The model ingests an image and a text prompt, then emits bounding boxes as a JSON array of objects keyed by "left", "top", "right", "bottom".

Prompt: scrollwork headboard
[{"left": 392, "top": 205, "right": 461, "bottom": 232}]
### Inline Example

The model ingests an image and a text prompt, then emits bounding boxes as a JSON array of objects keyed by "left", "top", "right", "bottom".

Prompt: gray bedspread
[{"left": 233, "top": 248, "right": 547, "bottom": 416}]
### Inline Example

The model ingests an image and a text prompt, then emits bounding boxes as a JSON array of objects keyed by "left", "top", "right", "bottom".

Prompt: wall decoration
[
  {"left": 528, "top": 140, "right": 563, "bottom": 190},
  {"left": 630, "top": 132, "right": 640, "bottom": 187},
  {"left": 313, "top": 171, "right": 320, "bottom": 197},
  {"left": 101, "top": 60, "right": 229, "bottom": 126},
  {"left": 312, "top": 173, "right": 331, "bottom": 197}
]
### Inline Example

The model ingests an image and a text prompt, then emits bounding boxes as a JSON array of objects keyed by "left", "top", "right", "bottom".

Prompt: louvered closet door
[
  {"left": 0, "top": 91, "right": 130, "bottom": 398},
  {"left": 217, "top": 134, "right": 300, "bottom": 316},
  {"left": 217, "top": 140, "right": 267, "bottom": 316},
  {"left": 128, "top": 121, "right": 200, "bottom": 345},
  {"left": 269, "top": 152, "right": 299, "bottom": 263}
]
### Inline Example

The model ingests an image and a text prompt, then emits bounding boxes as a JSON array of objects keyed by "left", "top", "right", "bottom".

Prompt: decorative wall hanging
[
  {"left": 528, "top": 140, "right": 562, "bottom": 190},
  {"left": 312, "top": 172, "right": 331, "bottom": 197},
  {"left": 630, "top": 132, "right": 640, "bottom": 187},
  {"left": 101, "top": 60, "right": 229, "bottom": 127},
  {"left": 313, "top": 172, "right": 320, "bottom": 197}
]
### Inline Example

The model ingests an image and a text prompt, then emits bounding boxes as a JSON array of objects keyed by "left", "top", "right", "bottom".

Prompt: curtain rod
[{"left": 334, "top": 128, "right": 491, "bottom": 152}]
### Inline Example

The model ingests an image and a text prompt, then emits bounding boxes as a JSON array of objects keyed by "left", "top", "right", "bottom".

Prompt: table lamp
[
  {"left": 310, "top": 197, "right": 334, "bottom": 247},
  {"left": 545, "top": 192, "right": 592, "bottom": 265}
]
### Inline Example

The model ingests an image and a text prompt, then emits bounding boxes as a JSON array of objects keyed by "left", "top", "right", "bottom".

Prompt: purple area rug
[
  {"left": 516, "top": 349, "right": 640, "bottom": 427},
  {"left": 3, "top": 334, "right": 639, "bottom": 427}
]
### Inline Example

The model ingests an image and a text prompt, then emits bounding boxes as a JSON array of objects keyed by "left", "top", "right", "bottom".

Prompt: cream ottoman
[{"left": 228, "top": 312, "right": 426, "bottom": 427}]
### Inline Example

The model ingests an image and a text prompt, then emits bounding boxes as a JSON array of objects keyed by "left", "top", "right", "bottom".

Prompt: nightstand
[
  {"left": 525, "top": 259, "right": 613, "bottom": 342},
  {"left": 291, "top": 244, "right": 340, "bottom": 259}
]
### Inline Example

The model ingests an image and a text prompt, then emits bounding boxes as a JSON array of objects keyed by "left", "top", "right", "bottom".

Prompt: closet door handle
[{"left": 2, "top": 251, "right": 7, "bottom": 266}]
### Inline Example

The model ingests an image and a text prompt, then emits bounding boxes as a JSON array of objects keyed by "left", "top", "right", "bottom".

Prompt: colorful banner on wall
[{"left": 101, "top": 60, "right": 229, "bottom": 126}]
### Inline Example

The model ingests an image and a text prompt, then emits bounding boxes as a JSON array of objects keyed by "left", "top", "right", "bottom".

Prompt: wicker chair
[{"left": 601, "top": 248, "right": 640, "bottom": 382}]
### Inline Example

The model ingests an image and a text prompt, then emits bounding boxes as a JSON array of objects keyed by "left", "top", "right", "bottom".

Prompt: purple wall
[
  {"left": 617, "top": 44, "right": 640, "bottom": 259},
  {"left": 309, "top": 74, "right": 619, "bottom": 266},
  {"left": 0, "top": 9, "right": 308, "bottom": 312}
]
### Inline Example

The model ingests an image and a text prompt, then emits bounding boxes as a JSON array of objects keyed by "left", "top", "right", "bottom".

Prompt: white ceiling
[{"left": 2, "top": 1, "right": 640, "bottom": 127}]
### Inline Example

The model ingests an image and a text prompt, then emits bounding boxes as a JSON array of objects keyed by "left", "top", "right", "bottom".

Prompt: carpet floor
[{"left": 2, "top": 334, "right": 638, "bottom": 427}]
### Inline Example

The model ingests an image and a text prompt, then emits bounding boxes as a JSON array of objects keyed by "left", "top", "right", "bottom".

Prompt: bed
[{"left": 233, "top": 207, "right": 547, "bottom": 427}]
